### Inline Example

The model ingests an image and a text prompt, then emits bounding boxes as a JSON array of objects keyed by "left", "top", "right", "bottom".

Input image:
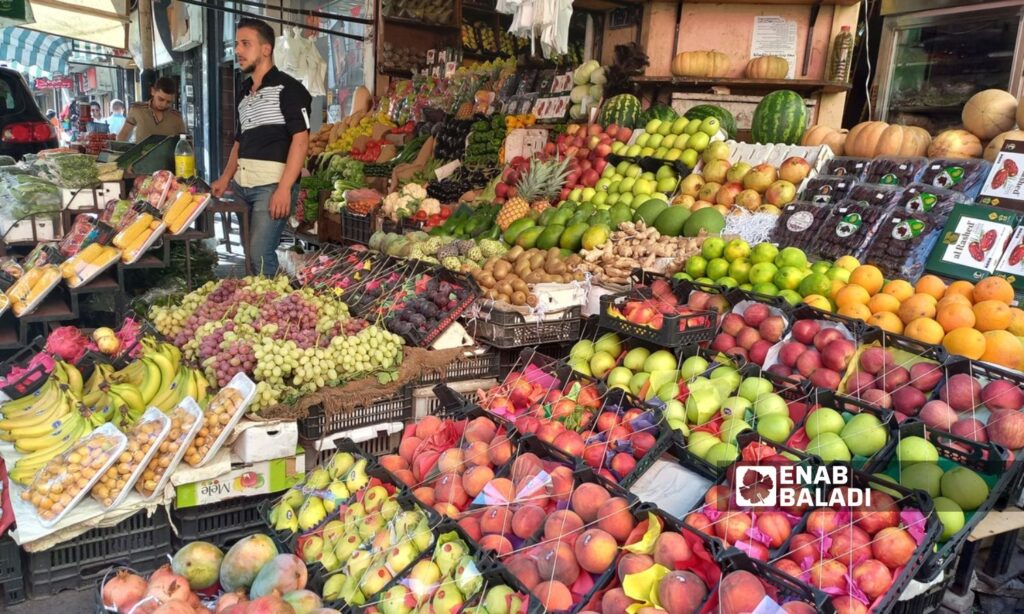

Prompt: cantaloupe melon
[
  {"left": 985, "top": 129, "right": 1024, "bottom": 161},
  {"left": 929, "top": 129, "right": 983, "bottom": 159},
  {"left": 963, "top": 89, "right": 1018, "bottom": 140}
]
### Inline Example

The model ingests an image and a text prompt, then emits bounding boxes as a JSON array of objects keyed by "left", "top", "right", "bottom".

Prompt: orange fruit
[
  {"left": 981, "top": 330, "right": 1024, "bottom": 369},
  {"left": 937, "top": 294, "right": 972, "bottom": 311},
  {"left": 838, "top": 303, "right": 872, "bottom": 321},
  {"left": 881, "top": 280, "right": 914, "bottom": 302},
  {"left": 973, "top": 300, "right": 1012, "bottom": 332},
  {"left": 945, "top": 280, "right": 975, "bottom": 303},
  {"left": 867, "top": 293, "right": 901, "bottom": 315},
  {"left": 835, "top": 284, "right": 871, "bottom": 308},
  {"left": 914, "top": 274, "right": 947, "bottom": 300},
  {"left": 943, "top": 327, "right": 986, "bottom": 360},
  {"left": 904, "top": 318, "right": 945, "bottom": 345},
  {"left": 829, "top": 279, "right": 846, "bottom": 300},
  {"left": 1008, "top": 307, "right": 1024, "bottom": 336},
  {"left": 849, "top": 265, "right": 884, "bottom": 295},
  {"left": 868, "top": 312, "right": 904, "bottom": 335},
  {"left": 974, "top": 276, "right": 1015, "bottom": 304},
  {"left": 936, "top": 302, "right": 976, "bottom": 333},
  {"left": 898, "top": 294, "right": 937, "bottom": 325}
]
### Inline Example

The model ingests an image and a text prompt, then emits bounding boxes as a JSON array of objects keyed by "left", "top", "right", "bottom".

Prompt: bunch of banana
[
  {"left": 50, "top": 361, "right": 84, "bottom": 398},
  {"left": 139, "top": 342, "right": 208, "bottom": 412},
  {"left": 0, "top": 382, "right": 92, "bottom": 485}
]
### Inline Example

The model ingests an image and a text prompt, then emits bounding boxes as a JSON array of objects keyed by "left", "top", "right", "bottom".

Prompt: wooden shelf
[
  {"left": 631, "top": 75, "right": 852, "bottom": 94},
  {"left": 680, "top": 0, "right": 857, "bottom": 4},
  {"left": 572, "top": 0, "right": 643, "bottom": 10},
  {"left": 0, "top": 324, "right": 19, "bottom": 350},
  {"left": 383, "top": 15, "right": 460, "bottom": 31}
]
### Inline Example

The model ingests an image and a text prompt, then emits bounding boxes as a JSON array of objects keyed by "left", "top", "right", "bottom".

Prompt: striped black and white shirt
[{"left": 234, "top": 66, "right": 311, "bottom": 186}]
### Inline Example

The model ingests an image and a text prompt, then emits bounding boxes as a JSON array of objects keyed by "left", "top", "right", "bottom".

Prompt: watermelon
[
  {"left": 684, "top": 105, "right": 736, "bottom": 139},
  {"left": 599, "top": 94, "right": 642, "bottom": 129},
  {"left": 751, "top": 90, "right": 808, "bottom": 145},
  {"left": 641, "top": 104, "right": 678, "bottom": 125}
]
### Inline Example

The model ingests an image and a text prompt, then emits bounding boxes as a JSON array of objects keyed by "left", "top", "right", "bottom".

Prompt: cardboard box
[
  {"left": 174, "top": 448, "right": 305, "bottom": 509},
  {"left": 231, "top": 421, "right": 298, "bottom": 464},
  {"left": 926, "top": 203, "right": 1020, "bottom": 282},
  {"left": 977, "top": 140, "right": 1024, "bottom": 210},
  {"left": 62, "top": 183, "right": 122, "bottom": 211},
  {"left": 993, "top": 225, "right": 1024, "bottom": 290}
]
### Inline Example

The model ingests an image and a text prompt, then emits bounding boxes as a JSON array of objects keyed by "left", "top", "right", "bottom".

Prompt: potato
[
  {"left": 497, "top": 281, "right": 514, "bottom": 296},
  {"left": 497, "top": 293, "right": 510, "bottom": 303},
  {"left": 529, "top": 252, "right": 545, "bottom": 271},
  {"left": 511, "top": 291, "right": 526, "bottom": 306},
  {"left": 493, "top": 260, "right": 511, "bottom": 280},
  {"left": 511, "top": 278, "right": 528, "bottom": 293},
  {"left": 478, "top": 273, "right": 496, "bottom": 288},
  {"left": 506, "top": 246, "right": 524, "bottom": 261}
]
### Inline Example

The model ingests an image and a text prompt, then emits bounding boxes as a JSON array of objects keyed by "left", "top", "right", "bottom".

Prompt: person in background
[
  {"left": 46, "top": 110, "right": 65, "bottom": 145},
  {"left": 210, "top": 17, "right": 311, "bottom": 277},
  {"left": 107, "top": 99, "right": 127, "bottom": 135},
  {"left": 89, "top": 101, "right": 103, "bottom": 122},
  {"left": 117, "top": 77, "right": 186, "bottom": 142}
]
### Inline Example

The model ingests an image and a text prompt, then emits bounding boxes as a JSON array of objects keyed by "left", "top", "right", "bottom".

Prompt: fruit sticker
[
  {"left": 786, "top": 211, "right": 814, "bottom": 233},
  {"left": 892, "top": 219, "right": 924, "bottom": 241},
  {"left": 835, "top": 212, "right": 862, "bottom": 238},
  {"left": 932, "top": 166, "right": 964, "bottom": 188},
  {"left": 906, "top": 192, "right": 938, "bottom": 214}
]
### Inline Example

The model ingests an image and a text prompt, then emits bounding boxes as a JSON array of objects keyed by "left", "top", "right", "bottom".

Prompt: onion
[
  {"left": 146, "top": 572, "right": 193, "bottom": 605},
  {"left": 102, "top": 569, "right": 148, "bottom": 613}
]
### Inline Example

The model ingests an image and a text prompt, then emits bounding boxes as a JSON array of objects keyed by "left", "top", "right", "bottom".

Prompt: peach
[
  {"left": 553, "top": 431, "right": 586, "bottom": 457},
  {"left": 828, "top": 525, "right": 871, "bottom": 565},
  {"left": 653, "top": 531, "right": 692, "bottom": 568},
  {"left": 685, "top": 512, "right": 713, "bottom": 535},
  {"left": 512, "top": 504, "right": 546, "bottom": 540},
  {"left": 832, "top": 596, "right": 868, "bottom": 614},
  {"left": 725, "top": 347, "right": 748, "bottom": 361},
  {"left": 852, "top": 559, "right": 893, "bottom": 600},
  {"left": 735, "top": 539, "right": 770, "bottom": 561},
  {"left": 722, "top": 313, "right": 746, "bottom": 335},
  {"left": 574, "top": 528, "right": 618, "bottom": 574},
  {"left": 378, "top": 454, "right": 407, "bottom": 473},
  {"left": 705, "top": 485, "right": 730, "bottom": 510},
  {"left": 412, "top": 486, "right": 435, "bottom": 507},
  {"left": 549, "top": 465, "right": 575, "bottom": 503},
  {"left": 398, "top": 435, "right": 422, "bottom": 465},
  {"left": 479, "top": 534, "right": 513, "bottom": 556},
  {"left": 805, "top": 509, "right": 841, "bottom": 536},
  {"left": 504, "top": 555, "right": 540, "bottom": 589},
  {"left": 940, "top": 373, "right": 982, "bottom": 412},
  {"left": 810, "top": 368, "right": 841, "bottom": 390},
  {"left": 610, "top": 453, "right": 637, "bottom": 478},
  {"left": 488, "top": 435, "right": 513, "bottom": 466},
  {"left": 487, "top": 477, "right": 515, "bottom": 503},
  {"left": 781, "top": 602, "right": 817, "bottom": 614},
  {"left": 808, "top": 559, "right": 848, "bottom": 592},
  {"left": 536, "top": 421, "right": 563, "bottom": 443},
  {"left": 617, "top": 553, "right": 655, "bottom": 582},
  {"left": 466, "top": 441, "right": 492, "bottom": 467},
  {"left": 462, "top": 465, "right": 494, "bottom": 498},
  {"left": 787, "top": 533, "right": 823, "bottom": 566},
  {"left": 480, "top": 506, "right": 513, "bottom": 536},
  {"left": 794, "top": 350, "right": 822, "bottom": 376},
  {"left": 759, "top": 315, "right": 786, "bottom": 343},
  {"left": 571, "top": 483, "right": 610, "bottom": 523},
  {"left": 533, "top": 581, "right": 573, "bottom": 611},
  {"left": 597, "top": 497, "right": 636, "bottom": 543},
  {"left": 872, "top": 527, "right": 916, "bottom": 569},
  {"left": 712, "top": 333, "right": 737, "bottom": 353},
  {"left": 457, "top": 516, "right": 481, "bottom": 541},
  {"left": 437, "top": 448, "right": 465, "bottom": 474},
  {"left": 464, "top": 416, "right": 497, "bottom": 443},
  {"left": 714, "top": 511, "right": 753, "bottom": 545},
  {"left": 391, "top": 469, "right": 415, "bottom": 487},
  {"left": 774, "top": 558, "right": 803, "bottom": 579},
  {"left": 768, "top": 364, "right": 793, "bottom": 378},
  {"left": 909, "top": 362, "right": 943, "bottom": 392},
  {"left": 602, "top": 588, "right": 638, "bottom": 613},
  {"left": 854, "top": 492, "right": 899, "bottom": 535},
  {"left": 659, "top": 570, "right": 709, "bottom": 614},
  {"left": 434, "top": 473, "right": 468, "bottom": 508},
  {"left": 749, "top": 340, "right": 773, "bottom": 365},
  {"left": 858, "top": 347, "right": 893, "bottom": 375},
  {"left": 535, "top": 541, "right": 580, "bottom": 586},
  {"left": 737, "top": 326, "right": 762, "bottom": 350},
  {"left": 511, "top": 453, "right": 544, "bottom": 484},
  {"left": 545, "top": 510, "right": 584, "bottom": 543},
  {"left": 755, "top": 511, "right": 792, "bottom": 548},
  {"left": 630, "top": 431, "right": 658, "bottom": 457},
  {"left": 414, "top": 415, "right": 442, "bottom": 439},
  {"left": 814, "top": 328, "right": 846, "bottom": 352},
  {"left": 715, "top": 570, "right": 764, "bottom": 614},
  {"left": 744, "top": 303, "right": 771, "bottom": 327}
]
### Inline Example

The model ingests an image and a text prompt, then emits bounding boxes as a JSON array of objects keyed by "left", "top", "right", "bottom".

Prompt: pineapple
[{"left": 497, "top": 158, "right": 570, "bottom": 230}]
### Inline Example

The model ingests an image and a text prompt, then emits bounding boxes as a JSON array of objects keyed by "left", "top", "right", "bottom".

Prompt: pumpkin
[
  {"left": 844, "top": 121, "right": 889, "bottom": 157},
  {"left": 928, "top": 129, "right": 983, "bottom": 159},
  {"left": 671, "top": 51, "right": 731, "bottom": 78},
  {"left": 985, "top": 129, "right": 1024, "bottom": 161},
  {"left": 843, "top": 121, "right": 931, "bottom": 157},
  {"left": 746, "top": 56, "right": 789, "bottom": 79},
  {"left": 963, "top": 89, "right": 1018, "bottom": 140},
  {"left": 802, "top": 124, "right": 848, "bottom": 155}
]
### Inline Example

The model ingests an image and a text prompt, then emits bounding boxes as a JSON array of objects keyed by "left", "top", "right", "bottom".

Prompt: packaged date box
[{"left": 926, "top": 203, "right": 1020, "bottom": 283}]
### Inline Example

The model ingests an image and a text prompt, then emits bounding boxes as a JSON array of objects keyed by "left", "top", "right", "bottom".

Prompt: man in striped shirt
[{"left": 211, "top": 17, "right": 312, "bottom": 276}]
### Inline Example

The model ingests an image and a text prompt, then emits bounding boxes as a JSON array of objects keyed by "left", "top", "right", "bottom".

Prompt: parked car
[{"left": 0, "top": 67, "right": 58, "bottom": 160}]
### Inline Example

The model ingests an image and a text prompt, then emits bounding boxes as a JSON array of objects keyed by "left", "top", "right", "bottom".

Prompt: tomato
[
  {"left": 428, "top": 214, "right": 442, "bottom": 226},
  {"left": 415, "top": 210, "right": 428, "bottom": 221},
  {"left": 439, "top": 207, "right": 452, "bottom": 219}
]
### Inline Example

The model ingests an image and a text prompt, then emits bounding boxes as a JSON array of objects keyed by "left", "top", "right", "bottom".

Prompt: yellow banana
[
  {"left": 181, "top": 368, "right": 199, "bottom": 401},
  {"left": 160, "top": 342, "right": 182, "bottom": 372},
  {"left": 0, "top": 389, "right": 68, "bottom": 432},
  {"left": 51, "top": 362, "right": 69, "bottom": 387},
  {"left": 82, "top": 386, "right": 106, "bottom": 407},
  {"left": 86, "top": 397, "right": 116, "bottom": 427},
  {"left": 150, "top": 374, "right": 183, "bottom": 412},
  {"left": 0, "top": 378, "right": 58, "bottom": 417},
  {"left": 109, "top": 384, "right": 145, "bottom": 414},
  {"left": 138, "top": 357, "right": 163, "bottom": 405},
  {"left": 193, "top": 370, "right": 209, "bottom": 403},
  {"left": 63, "top": 363, "right": 84, "bottom": 398},
  {"left": 11, "top": 421, "right": 88, "bottom": 482},
  {"left": 9, "top": 402, "right": 76, "bottom": 443},
  {"left": 111, "top": 360, "right": 145, "bottom": 387},
  {"left": 146, "top": 351, "right": 176, "bottom": 390},
  {"left": 14, "top": 405, "right": 83, "bottom": 453}
]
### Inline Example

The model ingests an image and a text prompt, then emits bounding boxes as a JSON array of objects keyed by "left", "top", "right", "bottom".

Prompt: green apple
[
  {"left": 933, "top": 497, "right": 965, "bottom": 541},
  {"left": 629, "top": 372, "right": 650, "bottom": 397},
  {"left": 625, "top": 145, "right": 642, "bottom": 157},
  {"left": 804, "top": 407, "right": 845, "bottom": 439},
  {"left": 709, "top": 366, "right": 741, "bottom": 392},
  {"left": 753, "top": 393, "right": 788, "bottom": 418},
  {"left": 702, "top": 140, "right": 730, "bottom": 163},
  {"left": 611, "top": 141, "right": 625, "bottom": 155},
  {"left": 645, "top": 119, "right": 662, "bottom": 134},
  {"left": 665, "top": 149, "right": 682, "bottom": 161},
  {"left": 623, "top": 347, "right": 650, "bottom": 371},
  {"left": 657, "top": 382, "right": 680, "bottom": 402},
  {"left": 750, "top": 242, "right": 779, "bottom": 265},
  {"left": 684, "top": 118, "right": 702, "bottom": 135},
  {"left": 581, "top": 187, "right": 597, "bottom": 202},
  {"left": 619, "top": 193, "right": 635, "bottom": 207},
  {"left": 698, "top": 117, "right": 721, "bottom": 136},
  {"left": 607, "top": 366, "right": 634, "bottom": 391},
  {"left": 589, "top": 351, "right": 617, "bottom": 378},
  {"left": 633, "top": 179, "right": 654, "bottom": 196},
  {"left": 689, "top": 433, "right": 721, "bottom": 459},
  {"left": 641, "top": 172, "right": 656, "bottom": 181},
  {"left": 728, "top": 260, "right": 751, "bottom": 285},
  {"left": 841, "top": 413, "right": 888, "bottom": 457},
  {"left": 688, "top": 132, "right": 710, "bottom": 152},
  {"left": 641, "top": 146, "right": 656, "bottom": 157},
  {"left": 663, "top": 134, "right": 677, "bottom": 148},
  {"left": 644, "top": 350, "right": 678, "bottom": 373},
  {"left": 686, "top": 255, "right": 708, "bottom": 278},
  {"left": 626, "top": 165, "right": 643, "bottom": 178},
  {"left": 664, "top": 399, "right": 687, "bottom": 431},
  {"left": 654, "top": 147, "right": 670, "bottom": 159},
  {"left": 670, "top": 117, "right": 690, "bottom": 134},
  {"left": 569, "top": 188, "right": 583, "bottom": 202},
  {"left": 674, "top": 134, "right": 690, "bottom": 150},
  {"left": 680, "top": 355, "right": 710, "bottom": 380},
  {"left": 807, "top": 432, "right": 852, "bottom": 463},
  {"left": 718, "top": 276, "right": 738, "bottom": 289},
  {"left": 616, "top": 161, "right": 632, "bottom": 175},
  {"left": 648, "top": 133, "right": 664, "bottom": 148},
  {"left": 720, "top": 395, "right": 753, "bottom": 420},
  {"left": 594, "top": 332, "right": 622, "bottom": 356},
  {"left": 706, "top": 442, "right": 739, "bottom": 468},
  {"left": 773, "top": 266, "right": 804, "bottom": 291},
  {"left": 636, "top": 132, "right": 651, "bottom": 147},
  {"left": 811, "top": 260, "right": 832, "bottom": 275},
  {"left": 702, "top": 237, "right": 725, "bottom": 259},
  {"left": 757, "top": 414, "right": 794, "bottom": 443},
  {"left": 657, "top": 121, "right": 673, "bottom": 136},
  {"left": 680, "top": 149, "right": 699, "bottom": 169},
  {"left": 656, "top": 177, "right": 678, "bottom": 193},
  {"left": 656, "top": 165, "right": 676, "bottom": 180},
  {"left": 569, "top": 359, "right": 591, "bottom": 377},
  {"left": 570, "top": 339, "right": 595, "bottom": 362},
  {"left": 720, "top": 418, "right": 752, "bottom": 443},
  {"left": 596, "top": 178, "right": 612, "bottom": 192},
  {"left": 706, "top": 257, "right": 730, "bottom": 280},
  {"left": 738, "top": 377, "right": 774, "bottom": 403},
  {"left": 591, "top": 192, "right": 608, "bottom": 206},
  {"left": 602, "top": 165, "right": 617, "bottom": 178}
]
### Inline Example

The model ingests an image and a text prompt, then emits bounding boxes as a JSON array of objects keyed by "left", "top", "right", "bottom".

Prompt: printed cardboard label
[
  {"left": 927, "top": 203, "right": 1019, "bottom": 282},
  {"left": 978, "top": 139, "right": 1024, "bottom": 210},
  {"left": 994, "top": 225, "right": 1024, "bottom": 291}
]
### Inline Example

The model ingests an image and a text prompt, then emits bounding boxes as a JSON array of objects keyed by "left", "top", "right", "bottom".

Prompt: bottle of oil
[
  {"left": 828, "top": 26, "right": 855, "bottom": 82},
  {"left": 174, "top": 134, "right": 195, "bottom": 179}
]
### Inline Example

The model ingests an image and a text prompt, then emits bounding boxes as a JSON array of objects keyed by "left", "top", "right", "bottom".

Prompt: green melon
[
  {"left": 536, "top": 224, "right": 565, "bottom": 250},
  {"left": 634, "top": 199, "right": 669, "bottom": 225},
  {"left": 653, "top": 206, "right": 691, "bottom": 236},
  {"left": 683, "top": 208, "right": 726, "bottom": 237},
  {"left": 752, "top": 90, "right": 808, "bottom": 145},
  {"left": 684, "top": 105, "right": 737, "bottom": 139},
  {"left": 560, "top": 223, "right": 589, "bottom": 251}
]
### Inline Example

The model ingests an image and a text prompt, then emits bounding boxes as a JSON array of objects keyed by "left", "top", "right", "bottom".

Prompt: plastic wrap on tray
[
  {"left": 863, "top": 156, "right": 928, "bottom": 186},
  {"left": 823, "top": 156, "right": 871, "bottom": 178},
  {"left": 134, "top": 402, "right": 203, "bottom": 499},
  {"left": 89, "top": 408, "right": 171, "bottom": 509},
  {"left": 799, "top": 175, "right": 857, "bottom": 205},
  {"left": 770, "top": 201, "right": 833, "bottom": 252},
  {"left": 847, "top": 183, "right": 904, "bottom": 208},
  {"left": 182, "top": 373, "right": 255, "bottom": 467},
  {"left": 813, "top": 200, "right": 895, "bottom": 261},
  {"left": 919, "top": 158, "right": 991, "bottom": 198},
  {"left": 898, "top": 182, "right": 964, "bottom": 215},
  {"left": 862, "top": 210, "right": 949, "bottom": 280}
]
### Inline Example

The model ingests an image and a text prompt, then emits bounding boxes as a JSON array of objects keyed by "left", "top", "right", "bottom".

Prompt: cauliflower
[
  {"left": 401, "top": 183, "right": 427, "bottom": 200},
  {"left": 419, "top": 198, "right": 441, "bottom": 216}
]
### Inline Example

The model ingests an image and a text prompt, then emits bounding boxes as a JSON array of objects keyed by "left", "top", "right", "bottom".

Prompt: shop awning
[
  {"left": 20, "top": 0, "right": 129, "bottom": 49},
  {"left": 0, "top": 27, "right": 72, "bottom": 75}
]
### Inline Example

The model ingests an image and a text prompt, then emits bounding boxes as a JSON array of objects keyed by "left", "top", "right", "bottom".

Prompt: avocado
[{"left": 503, "top": 218, "right": 536, "bottom": 244}]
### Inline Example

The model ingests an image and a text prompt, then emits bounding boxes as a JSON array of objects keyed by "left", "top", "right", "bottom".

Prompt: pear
[
  {"left": 339, "top": 573, "right": 364, "bottom": 606},
  {"left": 306, "top": 467, "right": 332, "bottom": 490},
  {"left": 300, "top": 535, "right": 324, "bottom": 564},
  {"left": 358, "top": 562, "right": 393, "bottom": 598},
  {"left": 363, "top": 485, "right": 388, "bottom": 513},
  {"left": 484, "top": 585, "right": 517, "bottom": 614},
  {"left": 345, "top": 502, "right": 366, "bottom": 526},
  {"left": 379, "top": 497, "right": 400, "bottom": 521},
  {"left": 327, "top": 452, "right": 356, "bottom": 480},
  {"left": 358, "top": 513, "right": 386, "bottom": 541},
  {"left": 411, "top": 519, "right": 434, "bottom": 554},
  {"left": 281, "top": 487, "right": 305, "bottom": 509},
  {"left": 432, "top": 586, "right": 464, "bottom": 613},
  {"left": 454, "top": 555, "right": 483, "bottom": 597},
  {"left": 274, "top": 505, "right": 298, "bottom": 533},
  {"left": 380, "top": 585, "right": 414, "bottom": 614},
  {"left": 322, "top": 573, "right": 347, "bottom": 601},
  {"left": 406, "top": 560, "right": 441, "bottom": 605},
  {"left": 392, "top": 510, "right": 422, "bottom": 537},
  {"left": 323, "top": 482, "right": 350, "bottom": 514},
  {"left": 298, "top": 496, "right": 327, "bottom": 531},
  {"left": 333, "top": 533, "right": 362, "bottom": 563},
  {"left": 386, "top": 541, "right": 419, "bottom": 573},
  {"left": 346, "top": 549, "right": 373, "bottom": 579},
  {"left": 345, "top": 458, "right": 369, "bottom": 492},
  {"left": 319, "top": 547, "right": 340, "bottom": 572},
  {"left": 434, "top": 540, "right": 466, "bottom": 576},
  {"left": 321, "top": 519, "right": 346, "bottom": 545}
]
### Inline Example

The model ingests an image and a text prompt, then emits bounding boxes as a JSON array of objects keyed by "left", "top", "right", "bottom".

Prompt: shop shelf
[
  {"left": 296, "top": 385, "right": 414, "bottom": 441},
  {"left": 170, "top": 493, "right": 277, "bottom": 550},
  {"left": 24, "top": 508, "right": 172, "bottom": 598}
]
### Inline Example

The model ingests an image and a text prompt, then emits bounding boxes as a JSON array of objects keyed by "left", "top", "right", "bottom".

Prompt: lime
[
  {"left": 750, "top": 243, "right": 779, "bottom": 264},
  {"left": 798, "top": 273, "right": 832, "bottom": 298},
  {"left": 705, "top": 258, "right": 730, "bottom": 280},
  {"left": 752, "top": 283, "right": 779, "bottom": 296},
  {"left": 728, "top": 259, "right": 751, "bottom": 284},
  {"left": 826, "top": 267, "right": 851, "bottom": 282},
  {"left": 686, "top": 255, "right": 708, "bottom": 278},
  {"left": 718, "top": 277, "right": 739, "bottom": 289},
  {"left": 749, "top": 262, "right": 778, "bottom": 285},
  {"left": 702, "top": 237, "right": 725, "bottom": 259},
  {"left": 773, "top": 266, "right": 804, "bottom": 291},
  {"left": 775, "top": 246, "right": 808, "bottom": 269},
  {"left": 811, "top": 261, "right": 832, "bottom": 275}
]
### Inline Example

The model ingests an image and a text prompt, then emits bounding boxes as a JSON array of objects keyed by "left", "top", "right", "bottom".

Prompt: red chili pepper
[
  {"left": 1004, "top": 159, "right": 1019, "bottom": 177},
  {"left": 1009, "top": 244, "right": 1024, "bottom": 266},
  {"left": 981, "top": 229, "right": 997, "bottom": 251},
  {"left": 969, "top": 241, "right": 985, "bottom": 262}
]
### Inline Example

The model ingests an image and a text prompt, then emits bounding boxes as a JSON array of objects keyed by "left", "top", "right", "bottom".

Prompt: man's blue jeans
[{"left": 229, "top": 181, "right": 296, "bottom": 276}]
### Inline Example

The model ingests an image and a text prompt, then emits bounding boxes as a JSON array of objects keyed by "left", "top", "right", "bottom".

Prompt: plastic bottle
[
  {"left": 174, "top": 134, "right": 195, "bottom": 179},
  {"left": 828, "top": 26, "right": 854, "bottom": 83}
]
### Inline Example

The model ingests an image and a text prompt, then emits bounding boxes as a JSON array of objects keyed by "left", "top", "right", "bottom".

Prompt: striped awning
[{"left": 0, "top": 27, "right": 71, "bottom": 75}]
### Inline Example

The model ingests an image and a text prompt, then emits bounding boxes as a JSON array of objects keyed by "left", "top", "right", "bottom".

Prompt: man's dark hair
[
  {"left": 237, "top": 17, "right": 276, "bottom": 52},
  {"left": 154, "top": 77, "right": 178, "bottom": 96}
]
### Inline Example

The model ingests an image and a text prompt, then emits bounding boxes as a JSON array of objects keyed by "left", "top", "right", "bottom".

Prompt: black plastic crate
[
  {"left": 170, "top": 493, "right": 276, "bottom": 550},
  {"left": 785, "top": 390, "right": 899, "bottom": 473},
  {"left": 341, "top": 209, "right": 374, "bottom": 245},
  {"left": 0, "top": 535, "right": 24, "bottom": 606},
  {"left": 0, "top": 335, "right": 49, "bottom": 399},
  {"left": 466, "top": 305, "right": 583, "bottom": 349},
  {"left": 786, "top": 303, "right": 872, "bottom": 340},
  {"left": 416, "top": 348, "right": 501, "bottom": 385},
  {"left": 599, "top": 284, "right": 718, "bottom": 349},
  {"left": 890, "top": 573, "right": 952, "bottom": 614},
  {"left": 24, "top": 508, "right": 172, "bottom": 598},
  {"left": 715, "top": 550, "right": 834, "bottom": 613},
  {"left": 1, "top": 576, "right": 25, "bottom": 606},
  {"left": 308, "top": 424, "right": 403, "bottom": 468},
  {"left": 873, "top": 421, "right": 1013, "bottom": 581},
  {"left": 297, "top": 385, "right": 414, "bottom": 440}
]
